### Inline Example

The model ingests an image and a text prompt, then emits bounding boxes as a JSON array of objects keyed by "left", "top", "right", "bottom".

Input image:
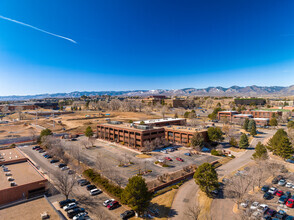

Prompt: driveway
[{"left": 169, "top": 129, "right": 276, "bottom": 220}]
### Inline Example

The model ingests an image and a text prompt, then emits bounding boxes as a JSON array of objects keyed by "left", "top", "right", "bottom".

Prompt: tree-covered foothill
[
  {"left": 239, "top": 133, "right": 249, "bottom": 149},
  {"left": 194, "top": 163, "right": 219, "bottom": 197},
  {"left": 207, "top": 127, "right": 223, "bottom": 142},
  {"left": 208, "top": 107, "right": 222, "bottom": 120},
  {"left": 85, "top": 126, "right": 94, "bottom": 138},
  {"left": 252, "top": 142, "right": 268, "bottom": 160},
  {"left": 121, "top": 176, "right": 152, "bottom": 216}
]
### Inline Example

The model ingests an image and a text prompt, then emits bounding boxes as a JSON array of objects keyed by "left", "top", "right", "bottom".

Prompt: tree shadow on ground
[{"left": 149, "top": 202, "right": 177, "bottom": 218}]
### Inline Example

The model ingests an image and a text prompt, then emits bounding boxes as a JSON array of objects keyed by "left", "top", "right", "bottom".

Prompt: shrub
[
  {"left": 83, "top": 169, "right": 123, "bottom": 199},
  {"left": 211, "top": 149, "right": 221, "bottom": 156}
]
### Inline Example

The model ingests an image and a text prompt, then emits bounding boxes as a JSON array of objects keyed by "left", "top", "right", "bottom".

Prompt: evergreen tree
[
  {"left": 267, "top": 129, "right": 288, "bottom": 152},
  {"left": 239, "top": 133, "right": 249, "bottom": 149},
  {"left": 252, "top": 142, "right": 268, "bottom": 160},
  {"left": 229, "top": 137, "right": 238, "bottom": 147},
  {"left": 247, "top": 119, "right": 255, "bottom": 132},
  {"left": 174, "top": 113, "right": 178, "bottom": 118},
  {"left": 207, "top": 127, "right": 223, "bottom": 142},
  {"left": 287, "top": 121, "right": 294, "bottom": 129},
  {"left": 269, "top": 118, "right": 278, "bottom": 127},
  {"left": 276, "top": 136, "right": 294, "bottom": 159},
  {"left": 85, "top": 126, "right": 94, "bottom": 138},
  {"left": 242, "top": 118, "right": 249, "bottom": 131},
  {"left": 121, "top": 176, "right": 152, "bottom": 215},
  {"left": 194, "top": 163, "right": 219, "bottom": 197},
  {"left": 250, "top": 120, "right": 257, "bottom": 136}
]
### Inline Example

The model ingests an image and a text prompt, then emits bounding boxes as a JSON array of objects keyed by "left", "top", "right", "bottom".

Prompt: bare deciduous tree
[
  {"left": 53, "top": 171, "right": 76, "bottom": 199},
  {"left": 184, "top": 205, "right": 201, "bottom": 220}
]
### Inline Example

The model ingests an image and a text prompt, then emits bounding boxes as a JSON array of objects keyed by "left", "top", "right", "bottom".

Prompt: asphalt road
[
  {"left": 169, "top": 129, "right": 276, "bottom": 220},
  {"left": 19, "top": 145, "right": 123, "bottom": 220}
]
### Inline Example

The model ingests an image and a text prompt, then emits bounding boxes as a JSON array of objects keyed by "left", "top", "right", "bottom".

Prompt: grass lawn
[
  {"left": 136, "top": 154, "right": 152, "bottom": 159},
  {"left": 198, "top": 190, "right": 213, "bottom": 219}
]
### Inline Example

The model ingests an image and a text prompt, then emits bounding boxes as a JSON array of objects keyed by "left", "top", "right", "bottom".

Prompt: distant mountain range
[{"left": 1, "top": 85, "right": 294, "bottom": 101}]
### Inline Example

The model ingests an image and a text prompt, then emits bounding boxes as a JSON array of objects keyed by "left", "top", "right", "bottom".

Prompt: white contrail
[{"left": 0, "top": 15, "right": 77, "bottom": 44}]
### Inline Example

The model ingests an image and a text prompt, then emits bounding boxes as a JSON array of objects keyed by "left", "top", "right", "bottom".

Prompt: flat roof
[
  {"left": 0, "top": 161, "right": 46, "bottom": 190},
  {"left": 234, "top": 114, "right": 253, "bottom": 117},
  {"left": 253, "top": 118, "right": 270, "bottom": 121},
  {"left": 134, "top": 118, "right": 185, "bottom": 124},
  {"left": 218, "top": 111, "right": 238, "bottom": 113},
  {"left": 252, "top": 109, "right": 282, "bottom": 112},
  {"left": 0, "top": 148, "right": 26, "bottom": 163},
  {"left": 0, "top": 197, "right": 60, "bottom": 220},
  {"left": 164, "top": 125, "right": 207, "bottom": 133},
  {"left": 98, "top": 123, "right": 163, "bottom": 131}
]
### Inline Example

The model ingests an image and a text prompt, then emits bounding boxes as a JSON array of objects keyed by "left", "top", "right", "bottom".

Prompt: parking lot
[
  {"left": 241, "top": 174, "right": 294, "bottom": 219},
  {"left": 20, "top": 145, "right": 126, "bottom": 220},
  {"left": 63, "top": 137, "right": 219, "bottom": 186}
]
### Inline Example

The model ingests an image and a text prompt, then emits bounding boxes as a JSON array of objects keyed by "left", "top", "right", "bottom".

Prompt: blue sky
[{"left": 1, "top": 0, "right": 294, "bottom": 96}]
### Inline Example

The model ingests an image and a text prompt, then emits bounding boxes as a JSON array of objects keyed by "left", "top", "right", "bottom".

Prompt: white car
[
  {"left": 103, "top": 199, "right": 114, "bottom": 207},
  {"left": 160, "top": 150, "right": 167, "bottom": 154},
  {"left": 240, "top": 201, "right": 249, "bottom": 208},
  {"left": 286, "top": 182, "right": 293, "bottom": 188},
  {"left": 268, "top": 187, "right": 278, "bottom": 194},
  {"left": 257, "top": 204, "right": 268, "bottom": 213},
  {"left": 250, "top": 202, "right": 259, "bottom": 210},
  {"left": 61, "top": 166, "right": 69, "bottom": 171},
  {"left": 63, "top": 202, "right": 77, "bottom": 211},
  {"left": 73, "top": 212, "right": 89, "bottom": 220},
  {"left": 90, "top": 188, "right": 102, "bottom": 196}
]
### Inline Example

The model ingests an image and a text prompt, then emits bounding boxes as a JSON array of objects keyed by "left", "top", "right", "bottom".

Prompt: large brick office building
[
  {"left": 97, "top": 118, "right": 207, "bottom": 149},
  {"left": 241, "top": 110, "right": 282, "bottom": 119},
  {"left": 0, "top": 148, "right": 48, "bottom": 205}
]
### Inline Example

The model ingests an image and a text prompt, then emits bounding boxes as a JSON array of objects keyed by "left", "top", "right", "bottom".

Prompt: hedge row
[{"left": 83, "top": 169, "right": 123, "bottom": 199}]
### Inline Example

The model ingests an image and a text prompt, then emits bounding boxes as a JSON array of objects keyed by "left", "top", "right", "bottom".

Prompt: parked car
[
  {"left": 68, "top": 170, "right": 75, "bottom": 175},
  {"left": 32, "top": 146, "right": 40, "bottom": 150},
  {"left": 107, "top": 201, "right": 119, "bottom": 210},
  {"left": 268, "top": 187, "right": 278, "bottom": 195},
  {"left": 272, "top": 178, "right": 279, "bottom": 184},
  {"left": 120, "top": 210, "right": 135, "bottom": 219},
  {"left": 278, "top": 179, "right": 286, "bottom": 186},
  {"left": 39, "top": 149, "right": 45, "bottom": 153},
  {"left": 86, "top": 185, "right": 96, "bottom": 191},
  {"left": 59, "top": 199, "right": 76, "bottom": 208},
  {"left": 73, "top": 212, "right": 89, "bottom": 220},
  {"left": 240, "top": 200, "right": 249, "bottom": 208},
  {"left": 78, "top": 180, "right": 90, "bottom": 186},
  {"left": 276, "top": 190, "right": 284, "bottom": 197},
  {"left": 263, "top": 192, "right": 272, "bottom": 200},
  {"left": 265, "top": 208, "right": 277, "bottom": 217},
  {"left": 67, "top": 208, "right": 86, "bottom": 218},
  {"left": 261, "top": 185, "right": 270, "bottom": 192},
  {"left": 250, "top": 202, "right": 259, "bottom": 210},
  {"left": 274, "top": 210, "right": 287, "bottom": 219},
  {"left": 285, "top": 191, "right": 292, "bottom": 198},
  {"left": 160, "top": 150, "right": 167, "bottom": 154},
  {"left": 278, "top": 195, "right": 288, "bottom": 204},
  {"left": 276, "top": 175, "right": 284, "bottom": 180},
  {"left": 63, "top": 203, "right": 77, "bottom": 211},
  {"left": 58, "top": 163, "right": 67, "bottom": 168},
  {"left": 61, "top": 166, "right": 69, "bottom": 171},
  {"left": 286, "top": 159, "right": 294, "bottom": 163},
  {"left": 103, "top": 199, "right": 115, "bottom": 207},
  {"left": 164, "top": 157, "right": 172, "bottom": 161},
  {"left": 176, "top": 157, "right": 184, "bottom": 162},
  {"left": 286, "top": 198, "right": 294, "bottom": 208},
  {"left": 286, "top": 182, "right": 293, "bottom": 188},
  {"left": 90, "top": 188, "right": 102, "bottom": 196},
  {"left": 257, "top": 204, "right": 268, "bottom": 213},
  {"left": 184, "top": 152, "right": 191, "bottom": 156},
  {"left": 46, "top": 155, "right": 52, "bottom": 159},
  {"left": 50, "top": 159, "right": 59, "bottom": 163}
]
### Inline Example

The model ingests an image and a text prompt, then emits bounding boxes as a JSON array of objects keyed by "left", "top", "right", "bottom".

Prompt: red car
[
  {"left": 107, "top": 201, "right": 119, "bottom": 210},
  {"left": 176, "top": 157, "right": 184, "bottom": 162},
  {"left": 164, "top": 157, "right": 172, "bottom": 161},
  {"left": 276, "top": 190, "right": 284, "bottom": 197},
  {"left": 286, "top": 198, "right": 294, "bottom": 208}
]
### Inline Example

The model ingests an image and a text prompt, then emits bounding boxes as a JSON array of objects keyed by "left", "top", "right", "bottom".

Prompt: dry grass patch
[
  {"left": 197, "top": 190, "right": 212, "bottom": 219},
  {"left": 136, "top": 154, "right": 152, "bottom": 159},
  {"left": 227, "top": 147, "right": 246, "bottom": 153}
]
